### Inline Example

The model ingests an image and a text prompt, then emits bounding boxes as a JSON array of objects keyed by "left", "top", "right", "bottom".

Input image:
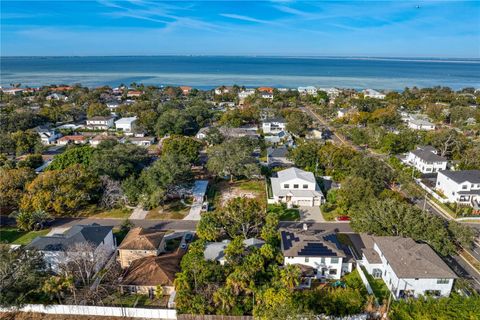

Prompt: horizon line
[{"left": 1, "top": 54, "right": 479, "bottom": 61}]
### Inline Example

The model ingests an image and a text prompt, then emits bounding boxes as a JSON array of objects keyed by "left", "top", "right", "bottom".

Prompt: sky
[{"left": 1, "top": 0, "right": 479, "bottom": 58}]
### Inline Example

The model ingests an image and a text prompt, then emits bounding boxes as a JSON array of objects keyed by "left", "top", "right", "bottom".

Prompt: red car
[{"left": 336, "top": 215, "right": 351, "bottom": 221}]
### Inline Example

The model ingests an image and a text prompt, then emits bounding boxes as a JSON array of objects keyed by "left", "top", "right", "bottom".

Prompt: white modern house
[
  {"left": 238, "top": 89, "right": 255, "bottom": 100},
  {"left": 86, "top": 115, "right": 115, "bottom": 130},
  {"left": 115, "top": 116, "right": 137, "bottom": 133},
  {"left": 27, "top": 224, "right": 115, "bottom": 273},
  {"left": 436, "top": 170, "right": 480, "bottom": 209},
  {"left": 34, "top": 126, "right": 62, "bottom": 145},
  {"left": 401, "top": 113, "right": 436, "bottom": 131},
  {"left": 269, "top": 167, "right": 324, "bottom": 207},
  {"left": 262, "top": 117, "right": 286, "bottom": 134},
  {"left": 281, "top": 229, "right": 353, "bottom": 282},
  {"left": 362, "top": 89, "right": 386, "bottom": 99},
  {"left": 298, "top": 86, "right": 318, "bottom": 96},
  {"left": 214, "top": 86, "right": 233, "bottom": 95},
  {"left": 405, "top": 146, "right": 448, "bottom": 174},
  {"left": 359, "top": 235, "right": 457, "bottom": 299},
  {"left": 408, "top": 118, "right": 436, "bottom": 131}
]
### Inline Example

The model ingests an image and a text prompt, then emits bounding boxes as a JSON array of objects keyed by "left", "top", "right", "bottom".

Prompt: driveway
[{"left": 298, "top": 206, "right": 325, "bottom": 222}]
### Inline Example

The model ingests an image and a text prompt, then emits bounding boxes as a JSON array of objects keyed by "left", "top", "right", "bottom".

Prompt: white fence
[
  {"left": 415, "top": 179, "right": 448, "bottom": 203},
  {"left": 355, "top": 265, "right": 374, "bottom": 296},
  {"left": 2, "top": 304, "right": 177, "bottom": 319}
]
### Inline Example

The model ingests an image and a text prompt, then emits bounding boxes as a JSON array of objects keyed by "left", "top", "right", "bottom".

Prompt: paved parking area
[{"left": 298, "top": 206, "right": 325, "bottom": 222}]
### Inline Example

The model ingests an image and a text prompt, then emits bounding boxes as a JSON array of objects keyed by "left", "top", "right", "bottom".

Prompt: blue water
[{"left": 1, "top": 56, "right": 479, "bottom": 90}]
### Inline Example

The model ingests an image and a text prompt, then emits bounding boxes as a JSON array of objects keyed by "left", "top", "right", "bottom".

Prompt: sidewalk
[{"left": 129, "top": 205, "right": 149, "bottom": 220}]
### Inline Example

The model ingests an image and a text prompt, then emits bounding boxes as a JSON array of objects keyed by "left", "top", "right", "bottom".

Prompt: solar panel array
[
  {"left": 298, "top": 243, "right": 337, "bottom": 257},
  {"left": 323, "top": 233, "right": 341, "bottom": 250},
  {"left": 281, "top": 231, "right": 300, "bottom": 250}
]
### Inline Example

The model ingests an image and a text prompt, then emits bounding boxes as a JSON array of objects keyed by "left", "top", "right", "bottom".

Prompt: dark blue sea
[{"left": 1, "top": 56, "right": 479, "bottom": 90}]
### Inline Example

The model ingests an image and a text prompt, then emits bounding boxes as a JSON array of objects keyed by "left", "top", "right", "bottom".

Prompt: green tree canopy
[{"left": 20, "top": 164, "right": 101, "bottom": 216}]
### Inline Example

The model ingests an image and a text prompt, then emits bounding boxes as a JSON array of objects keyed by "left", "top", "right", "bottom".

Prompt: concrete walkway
[
  {"left": 298, "top": 206, "right": 325, "bottom": 222},
  {"left": 183, "top": 180, "right": 209, "bottom": 221},
  {"left": 129, "top": 205, "right": 149, "bottom": 220}
]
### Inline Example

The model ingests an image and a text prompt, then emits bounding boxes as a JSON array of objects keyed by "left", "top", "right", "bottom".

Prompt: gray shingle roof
[
  {"left": 411, "top": 149, "right": 447, "bottom": 163},
  {"left": 277, "top": 167, "right": 316, "bottom": 184},
  {"left": 373, "top": 236, "right": 457, "bottom": 279},
  {"left": 27, "top": 224, "right": 112, "bottom": 252},
  {"left": 267, "top": 146, "right": 289, "bottom": 158},
  {"left": 439, "top": 170, "right": 480, "bottom": 184}
]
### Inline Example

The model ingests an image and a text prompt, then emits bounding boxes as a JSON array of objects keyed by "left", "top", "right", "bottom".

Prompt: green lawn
[
  {"left": 90, "top": 207, "right": 133, "bottom": 219},
  {"left": 343, "top": 269, "right": 367, "bottom": 292},
  {"left": 267, "top": 204, "right": 300, "bottom": 221},
  {"left": 0, "top": 227, "right": 51, "bottom": 245},
  {"left": 102, "top": 293, "right": 167, "bottom": 308},
  {"left": 237, "top": 180, "right": 264, "bottom": 192},
  {"left": 361, "top": 266, "right": 390, "bottom": 303},
  {"left": 146, "top": 200, "right": 190, "bottom": 220}
]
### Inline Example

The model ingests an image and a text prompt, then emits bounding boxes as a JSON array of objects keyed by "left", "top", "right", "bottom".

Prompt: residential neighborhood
[{"left": 1, "top": 83, "right": 480, "bottom": 320}]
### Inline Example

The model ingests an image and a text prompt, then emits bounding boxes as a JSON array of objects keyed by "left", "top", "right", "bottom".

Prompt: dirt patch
[{"left": 219, "top": 180, "right": 266, "bottom": 207}]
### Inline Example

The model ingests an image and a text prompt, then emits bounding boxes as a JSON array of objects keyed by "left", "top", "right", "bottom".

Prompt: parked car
[
  {"left": 336, "top": 215, "right": 350, "bottom": 221},
  {"left": 184, "top": 233, "right": 193, "bottom": 243}
]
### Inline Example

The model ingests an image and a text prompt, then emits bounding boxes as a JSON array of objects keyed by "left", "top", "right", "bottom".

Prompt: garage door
[{"left": 297, "top": 199, "right": 312, "bottom": 206}]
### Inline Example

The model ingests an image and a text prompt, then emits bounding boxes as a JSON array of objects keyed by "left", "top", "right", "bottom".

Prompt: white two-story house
[
  {"left": 405, "top": 146, "right": 448, "bottom": 174},
  {"left": 262, "top": 117, "right": 286, "bottom": 134},
  {"left": 86, "top": 115, "right": 115, "bottom": 130},
  {"left": 281, "top": 229, "right": 353, "bottom": 282},
  {"left": 359, "top": 235, "right": 457, "bottom": 299},
  {"left": 436, "top": 170, "right": 480, "bottom": 209},
  {"left": 115, "top": 116, "right": 137, "bottom": 133},
  {"left": 34, "top": 126, "right": 62, "bottom": 145},
  {"left": 269, "top": 167, "right": 324, "bottom": 207}
]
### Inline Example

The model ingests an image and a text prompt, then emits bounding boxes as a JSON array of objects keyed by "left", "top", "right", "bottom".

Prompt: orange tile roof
[{"left": 258, "top": 87, "right": 274, "bottom": 93}]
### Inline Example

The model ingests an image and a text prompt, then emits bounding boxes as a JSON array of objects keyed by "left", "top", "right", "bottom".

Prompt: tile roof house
[
  {"left": 281, "top": 229, "right": 353, "bottom": 281},
  {"left": 269, "top": 167, "right": 324, "bottom": 207},
  {"left": 358, "top": 235, "right": 457, "bottom": 299},
  {"left": 26, "top": 224, "right": 115, "bottom": 273},
  {"left": 436, "top": 170, "right": 480, "bottom": 211},
  {"left": 118, "top": 227, "right": 167, "bottom": 269},
  {"left": 120, "top": 249, "right": 186, "bottom": 297},
  {"left": 56, "top": 135, "right": 87, "bottom": 146},
  {"left": 405, "top": 146, "right": 448, "bottom": 174}
]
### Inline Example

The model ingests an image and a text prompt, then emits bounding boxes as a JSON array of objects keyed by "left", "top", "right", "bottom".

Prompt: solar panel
[
  {"left": 281, "top": 231, "right": 300, "bottom": 250},
  {"left": 299, "top": 243, "right": 336, "bottom": 257}
]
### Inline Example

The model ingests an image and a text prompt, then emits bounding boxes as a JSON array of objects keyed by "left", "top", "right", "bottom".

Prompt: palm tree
[
  {"left": 280, "top": 265, "right": 301, "bottom": 290},
  {"left": 42, "top": 276, "right": 75, "bottom": 304}
]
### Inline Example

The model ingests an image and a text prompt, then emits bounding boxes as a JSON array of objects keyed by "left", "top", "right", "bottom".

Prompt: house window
[
  {"left": 321, "top": 258, "right": 325, "bottom": 264},
  {"left": 303, "top": 184, "right": 308, "bottom": 189},
  {"left": 372, "top": 269, "right": 382, "bottom": 278},
  {"left": 437, "top": 279, "right": 450, "bottom": 284},
  {"left": 331, "top": 258, "right": 339, "bottom": 263},
  {"left": 329, "top": 269, "right": 337, "bottom": 275},
  {"left": 293, "top": 184, "right": 299, "bottom": 189},
  {"left": 462, "top": 185, "right": 468, "bottom": 190},
  {"left": 283, "top": 184, "right": 289, "bottom": 189},
  {"left": 305, "top": 258, "right": 309, "bottom": 263}
]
